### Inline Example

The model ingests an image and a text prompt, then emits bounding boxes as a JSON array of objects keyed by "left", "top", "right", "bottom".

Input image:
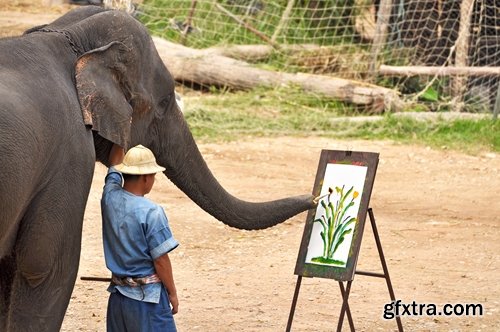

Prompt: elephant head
[{"left": 70, "top": 7, "right": 315, "bottom": 230}]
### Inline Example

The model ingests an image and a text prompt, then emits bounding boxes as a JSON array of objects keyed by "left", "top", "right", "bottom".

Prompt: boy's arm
[
  {"left": 103, "top": 145, "right": 125, "bottom": 188},
  {"left": 154, "top": 253, "right": 179, "bottom": 314},
  {"left": 109, "top": 144, "right": 125, "bottom": 166}
]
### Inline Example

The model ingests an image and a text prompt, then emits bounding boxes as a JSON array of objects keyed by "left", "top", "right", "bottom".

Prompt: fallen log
[
  {"left": 380, "top": 65, "right": 500, "bottom": 76},
  {"left": 203, "top": 44, "right": 322, "bottom": 62},
  {"left": 152, "top": 37, "right": 405, "bottom": 112}
]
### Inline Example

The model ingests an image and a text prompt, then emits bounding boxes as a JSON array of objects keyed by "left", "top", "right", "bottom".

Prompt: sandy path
[{"left": 65, "top": 137, "right": 499, "bottom": 331}]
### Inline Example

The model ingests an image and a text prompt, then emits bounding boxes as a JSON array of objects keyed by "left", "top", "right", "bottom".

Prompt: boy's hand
[
  {"left": 169, "top": 293, "right": 179, "bottom": 315},
  {"left": 154, "top": 253, "right": 179, "bottom": 315},
  {"left": 109, "top": 144, "right": 125, "bottom": 166}
]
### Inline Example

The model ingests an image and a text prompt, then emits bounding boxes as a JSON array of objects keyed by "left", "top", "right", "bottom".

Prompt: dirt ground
[{"left": 2, "top": 3, "right": 499, "bottom": 331}]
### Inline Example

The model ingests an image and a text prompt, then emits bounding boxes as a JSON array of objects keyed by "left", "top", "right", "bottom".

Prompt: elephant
[{"left": 0, "top": 6, "right": 315, "bottom": 331}]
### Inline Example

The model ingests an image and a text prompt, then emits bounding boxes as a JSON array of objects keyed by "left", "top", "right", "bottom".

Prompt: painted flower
[{"left": 353, "top": 191, "right": 359, "bottom": 199}]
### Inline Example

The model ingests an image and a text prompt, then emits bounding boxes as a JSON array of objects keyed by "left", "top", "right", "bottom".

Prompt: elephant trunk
[{"left": 152, "top": 109, "right": 315, "bottom": 230}]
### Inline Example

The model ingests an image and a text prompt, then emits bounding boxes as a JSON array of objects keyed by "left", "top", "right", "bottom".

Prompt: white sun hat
[{"left": 115, "top": 145, "right": 166, "bottom": 175}]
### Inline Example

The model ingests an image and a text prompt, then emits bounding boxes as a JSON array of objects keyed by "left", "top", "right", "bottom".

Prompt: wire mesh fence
[{"left": 108, "top": 0, "right": 500, "bottom": 114}]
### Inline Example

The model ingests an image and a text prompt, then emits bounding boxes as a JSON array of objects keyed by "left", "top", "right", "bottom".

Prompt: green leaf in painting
[
  {"left": 313, "top": 183, "right": 360, "bottom": 264},
  {"left": 332, "top": 228, "right": 353, "bottom": 256}
]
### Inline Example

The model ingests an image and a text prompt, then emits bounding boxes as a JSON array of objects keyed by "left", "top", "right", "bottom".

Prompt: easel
[{"left": 286, "top": 208, "right": 403, "bottom": 332}]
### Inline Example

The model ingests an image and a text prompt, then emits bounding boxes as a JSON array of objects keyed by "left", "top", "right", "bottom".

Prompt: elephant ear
[{"left": 75, "top": 42, "right": 133, "bottom": 150}]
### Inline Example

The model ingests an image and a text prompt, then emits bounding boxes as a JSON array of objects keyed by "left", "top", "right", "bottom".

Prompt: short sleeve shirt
[{"left": 101, "top": 168, "right": 178, "bottom": 303}]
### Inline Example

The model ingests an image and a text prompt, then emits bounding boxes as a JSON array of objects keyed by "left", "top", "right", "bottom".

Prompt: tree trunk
[
  {"left": 369, "top": 0, "right": 393, "bottom": 75},
  {"left": 380, "top": 65, "right": 500, "bottom": 76},
  {"left": 452, "top": 0, "right": 474, "bottom": 112},
  {"left": 152, "top": 37, "right": 404, "bottom": 112},
  {"left": 203, "top": 44, "right": 321, "bottom": 62}
]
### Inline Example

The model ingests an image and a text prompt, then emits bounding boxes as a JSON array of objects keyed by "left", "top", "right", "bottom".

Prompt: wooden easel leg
[
  {"left": 338, "top": 281, "right": 355, "bottom": 331},
  {"left": 368, "top": 208, "right": 404, "bottom": 332},
  {"left": 286, "top": 275, "right": 302, "bottom": 332},
  {"left": 336, "top": 280, "right": 353, "bottom": 332}
]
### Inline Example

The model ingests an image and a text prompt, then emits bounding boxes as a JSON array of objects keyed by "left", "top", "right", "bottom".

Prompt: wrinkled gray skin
[{"left": 0, "top": 6, "right": 315, "bottom": 331}]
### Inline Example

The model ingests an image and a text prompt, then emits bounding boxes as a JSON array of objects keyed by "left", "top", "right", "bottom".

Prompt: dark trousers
[{"left": 107, "top": 286, "right": 177, "bottom": 332}]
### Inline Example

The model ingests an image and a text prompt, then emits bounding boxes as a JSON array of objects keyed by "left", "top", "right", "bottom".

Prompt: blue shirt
[{"left": 101, "top": 167, "right": 179, "bottom": 303}]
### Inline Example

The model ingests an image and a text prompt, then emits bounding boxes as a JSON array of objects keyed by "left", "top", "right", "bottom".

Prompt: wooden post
[
  {"left": 180, "top": 0, "right": 198, "bottom": 45},
  {"left": 271, "top": 0, "right": 296, "bottom": 43},
  {"left": 369, "top": 0, "right": 393, "bottom": 77},
  {"left": 452, "top": 0, "right": 474, "bottom": 112},
  {"left": 493, "top": 81, "right": 500, "bottom": 120}
]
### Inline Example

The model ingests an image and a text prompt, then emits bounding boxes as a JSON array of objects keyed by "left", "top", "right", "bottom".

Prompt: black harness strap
[{"left": 27, "top": 27, "right": 83, "bottom": 56}]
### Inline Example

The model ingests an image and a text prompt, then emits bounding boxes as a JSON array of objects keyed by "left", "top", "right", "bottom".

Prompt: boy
[{"left": 102, "top": 144, "right": 178, "bottom": 331}]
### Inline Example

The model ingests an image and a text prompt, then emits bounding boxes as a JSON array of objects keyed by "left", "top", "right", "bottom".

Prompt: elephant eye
[{"left": 159, "top": 96, "right": 170, "bottom": 109}]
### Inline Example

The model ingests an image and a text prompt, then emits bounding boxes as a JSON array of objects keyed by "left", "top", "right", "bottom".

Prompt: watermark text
[{"left": 383, "top": 300, "right": 483, "bottom": 320}]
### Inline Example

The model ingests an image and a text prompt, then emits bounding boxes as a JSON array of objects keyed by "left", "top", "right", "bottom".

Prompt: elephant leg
[
  {"left": 6, "top": 172, "right": 92, "bottom": 332},
  {"left": 0, "top": 254, "right": 16, "bottom": 330}
]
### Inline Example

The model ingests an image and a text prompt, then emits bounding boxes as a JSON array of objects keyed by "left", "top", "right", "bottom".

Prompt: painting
[
  {"left": 305, "top": 163, "right": 367, "bottom": 267},
  {"left": 294, "top": 150, "right": 379, "bottom": 281}
]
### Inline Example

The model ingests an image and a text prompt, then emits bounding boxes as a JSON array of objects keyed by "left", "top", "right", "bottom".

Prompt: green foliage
[
  {"left": 419, "top": 86, "right": 439, "bottom": 102},
  {"left": 183, "top": 86, "right": 349, "bottom": 140},
  {"left": 182, "top": 87, "right": 499, "bottom": 154},
  {"left": 140, "top": 0, "right": 359, "bottom": 48},
  {"left": 352, "top": 116, "right": 500, "bottom": 153}
]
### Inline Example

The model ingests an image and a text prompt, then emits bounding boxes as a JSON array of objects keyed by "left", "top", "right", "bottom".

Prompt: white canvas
[{"left": 305, "top": 163, "right": 368, "bottom": 268}]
